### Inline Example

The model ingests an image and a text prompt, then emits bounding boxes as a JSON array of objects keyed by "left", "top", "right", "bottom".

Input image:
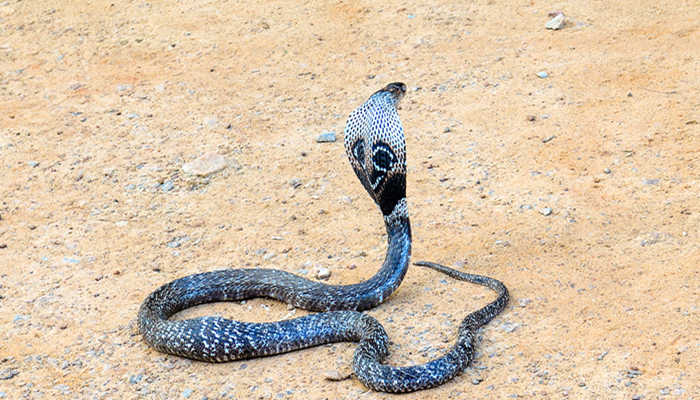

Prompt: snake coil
[{"left": 138, "top": 83, "right": 509, "bottom": 392}]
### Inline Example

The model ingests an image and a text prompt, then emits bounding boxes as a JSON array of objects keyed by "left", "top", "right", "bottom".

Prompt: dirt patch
[{"left": 1, "top": 1, "right": 698, "bottom": 399}]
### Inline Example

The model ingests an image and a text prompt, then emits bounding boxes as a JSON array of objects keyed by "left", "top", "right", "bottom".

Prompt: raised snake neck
[{"left": 137, "top": 82, "right": 509, "bottom": 392}]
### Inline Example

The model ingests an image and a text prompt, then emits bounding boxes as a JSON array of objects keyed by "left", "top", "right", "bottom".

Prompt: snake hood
[{"left": 344, "top": 82, "right": 408, "bottom": 216}]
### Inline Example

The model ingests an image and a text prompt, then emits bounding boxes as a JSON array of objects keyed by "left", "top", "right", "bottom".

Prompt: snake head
[
  {"left": 344, "top": 83, "right": 407, "bottom": 217},
  {"left": 375, "top": 82, "right": 406, "bottom": 106}
]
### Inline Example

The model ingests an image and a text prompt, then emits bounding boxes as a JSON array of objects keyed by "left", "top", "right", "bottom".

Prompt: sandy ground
[{"left": 1, "top": 0, "right": 698, "bottom": 399}]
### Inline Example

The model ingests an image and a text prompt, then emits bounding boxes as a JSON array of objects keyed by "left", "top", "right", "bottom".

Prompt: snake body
[{"left": 138, "top": 83, "right": 509, "bottom": 392}]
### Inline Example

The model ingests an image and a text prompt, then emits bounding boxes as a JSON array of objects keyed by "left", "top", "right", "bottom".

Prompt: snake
[{"left": 138, "top": 82, "right": 509, "bottom": 392}]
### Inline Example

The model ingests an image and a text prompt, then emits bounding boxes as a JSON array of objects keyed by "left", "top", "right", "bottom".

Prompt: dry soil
[{"left": 1, "top": 1, "right": 698, "bottom": 399}]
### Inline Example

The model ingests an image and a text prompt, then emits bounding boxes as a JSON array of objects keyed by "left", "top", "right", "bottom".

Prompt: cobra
[{"left": 138, "top": 82, "right": 509, "bottom": 392}]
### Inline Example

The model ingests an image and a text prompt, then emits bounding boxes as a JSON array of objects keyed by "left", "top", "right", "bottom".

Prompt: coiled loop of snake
[{"left": 138, "top": 83, "right": 509, "bottom": 392}]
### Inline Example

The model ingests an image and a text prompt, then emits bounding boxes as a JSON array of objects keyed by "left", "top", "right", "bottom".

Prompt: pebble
[
  {"left": 182, "top": 388, "right": 194, "bottom": 398},
  {"left": 53, "top": 384, "right": 70, "bottom": 394},
  {"left": 539, "top": 207, "right": 553, "bottom": 216},
  {"left": 545, "top": 13, "right": 566, "bottom": 30},
  {"left": 501, "top": 321, "right": 521, "bottom": 333},
  {"left": 129, "top": 373, "right": 143, "bottom": 384},
  {"left": 526, "top": 115, "right": 536, "bottom": 121},
  {"left": 323, "top": 369, "right": 352, "bottom": 381},
  {"left": 472, "top": 377, "right": 483, "bottom": 385},
  {"left": 289, "top": 178, "right": 302, "bottom": 188},
  {"left": 27, "top": 161, "right": 39, "bottom": 167},
  {"left": 182, "top": 153, "right": 227, "bottom": 176},
  {"left": 203, "top": 116, "right": 218, "bottom": 128},
  {"left": 0, "top": 368, "right": 18, "bottom": 380},
  {"left": 316, "top": 132, "right": 336, "bottom": 143},
  {"left": 643, "top": 178, "right": 659, "bottom": 185},
  {"left": 603, "top": 168, "right": 611, "bottom": 174},
  {"left": 596, "top": 350, "right": 608, "bottom": 360},
  {"left": 167, "top": 236, "right": 189, "bottom": 248},
  {"left": 542, "top": 135, "right": 555, "bottom": 143},
  {"left": 518, "top": 298, "right": 532, "bottom": 307},
  {"left": 316, "top": 267, "right": 331, "bottom": 280},
  {"left": 161, "top": 180, "right": 175, "bottom": 192},
  {"left": 536, "top": 71, "right": 549, "bottom": 79},
  {"left": 626, "top": 367, "right": 642, "bottom": 378}
]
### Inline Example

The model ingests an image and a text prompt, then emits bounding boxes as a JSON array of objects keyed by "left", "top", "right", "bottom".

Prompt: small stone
[
  {"left": 542, "top": 135, "right": 555, "bottom": 143},
  {"left": 501, "top": 321, "right": 521, "bottom": 333},
  {"left": 596, "top": 351, "right": 608, "bottom": 361},
  {"left": 539, "top": 207, "right": 553, "bottom": 216},
  {"left": 182, "top": 153, "right": 227, "bottom": 176},
  {"left": 128, "top": 373, "right": 143, "bottom": 384},
  {"left": 126, "top": 113, "right": 139, "bottom": 119},
  {"left": 316, "top": 267, "right": 331, "bottom": 280},
  {"left": 117, "top": 84, "right": 133, "bottom": 92},
  {"left": 545, "top": 13, "right": 566, "bottom": 30},
  {"left": 526, "top": 115, "right": 536, "bottom": 121},
  {"left": 518, "top": 298, "right": 532, "bottom": 307},
  {"left": 27, "top": 161, "right": 39, "bottom": 168},
  {"left": 603, "top": 168, "right": 611, "bottom": 174},
  {"left": 472, "top": 377, "right": 483, "bottom": 385},
  {"left": 0, "top": 369, "right": 18, "bottom": 380},
  {"left": 289, "top": 178, "right": 302, "bottom": 188},
  {"left": 182, "top": 388, "right": 194, "bottom": 398},
  {"left": 316, "top": 132, "right": 336, "bottom": 143},
  {"left": 626, "top": 367, "right": 642, "bottom": 378},
  {"left": 536, "top": 71, "right": 549, "bottom": 79},
  {"left": 167, "top": 236, "right": 189, "bottom": 248},
  {"left": 203, "top": 116, "right": 218, "bottom": 128},
  {"left": 323, "top": 369, "right": 352, "bottom": 381},
  {"left": 443, "top": 127, "right": 451, "bottom": 133},
  {"left": 161, "top": 180, "right": 175, "bottom": 192},
  {"left": 643, "top": 178, "right": 659, "bottom": 185},
  {"left": 53, "top": 384, "right": 70, "bottom": 394}
]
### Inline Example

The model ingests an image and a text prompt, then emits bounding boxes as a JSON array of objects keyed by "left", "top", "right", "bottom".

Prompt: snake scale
[{"left": 138, "top": 82, "right": 509, "bottom": 392}]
